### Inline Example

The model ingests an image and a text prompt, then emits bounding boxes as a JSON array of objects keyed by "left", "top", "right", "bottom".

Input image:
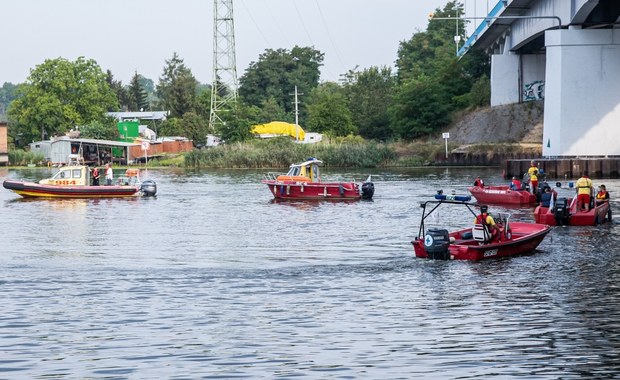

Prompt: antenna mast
[{"left": 209, "top": 0, "right": 239, "bottom": 132}]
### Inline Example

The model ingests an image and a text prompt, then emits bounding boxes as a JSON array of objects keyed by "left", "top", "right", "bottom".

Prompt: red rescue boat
[
  {"left": 411, "top": 192, "right": 551, "bottom": 260},
  {"left": 534, "top": 196, "right": 611, "bottom": 226},
  {"left": 262, "top": 158, "right": 374, "bottom": 201},
  {"left": 468, "top": 185, "right": 538, "bottom": 206}
]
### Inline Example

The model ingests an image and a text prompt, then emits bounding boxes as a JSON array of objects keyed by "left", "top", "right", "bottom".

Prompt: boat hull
[
  {"left": 3, "top": 180, "right": 140, "bottom": 198},
  {"left": 534, "top": 197, "right": 610, "bottom": 226},
  {"left": 468, "top": 185, "right": 537, "bottom": 205},
  {"left": 262, "top": 180, "right": 365, "bottom": 200},
  {"left": 412, "top": 222, "right": 551, "bottom": 261}
]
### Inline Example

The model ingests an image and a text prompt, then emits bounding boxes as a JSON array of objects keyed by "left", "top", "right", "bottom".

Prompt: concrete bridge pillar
[{"left": 543, "top": 29, "right": 620, "bottom": 157}]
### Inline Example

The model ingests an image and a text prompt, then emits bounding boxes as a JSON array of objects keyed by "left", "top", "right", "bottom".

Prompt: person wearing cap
[{"left": 474, "top": 205, "right": 502, "bottom": 241}]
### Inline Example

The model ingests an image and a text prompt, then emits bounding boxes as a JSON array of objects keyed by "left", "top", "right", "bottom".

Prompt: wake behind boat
[
  {"left": 3, "top": 164, "right": 157, "bottom": 199},
  {"left": 411, "top": 192, "right": 551, "bottom": 260},
  {"left": 262, "top": 158, "right": 374, "bottom": 201}
]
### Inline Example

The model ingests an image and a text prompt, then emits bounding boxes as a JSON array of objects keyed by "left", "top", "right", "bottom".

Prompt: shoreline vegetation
[{"left": 8, "top": 137, "right": 541, "bottom": 169}]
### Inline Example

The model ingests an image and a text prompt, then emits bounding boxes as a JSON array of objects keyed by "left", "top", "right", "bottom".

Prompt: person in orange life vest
[
  {"left": 91, "top": 167, "right": 100, "bottom": 186},
  {"left": 595, "top": 184, "right": 609, "bottom": 206},
  {"left": 510, "top": 176, "right": 522, "bottom": 190},
  {"left": 474, "top": 205, "right": 502, "bottom": 240},
  {"left": 575, "top": 171, "right": 594, "bottom": 212},
  {"left": 474, "top": 176, "right": 484, "bottom": 188}
]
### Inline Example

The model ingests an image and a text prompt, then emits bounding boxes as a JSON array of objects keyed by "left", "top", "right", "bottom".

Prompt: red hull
[
  {"left": 263, "top": 180, "right": 361, "bottom": 200},
  {"left": 468, "top": 185, "right": 537, "bottom": 205},
  {"left": 412, "top": 222, "right": 551, "bottom": 261},
  {"left": 3, "top": 180, "right": 140, "bottom": 198},
  {"left": 534, "top": 197, "right": 610, "bottom": 226}
]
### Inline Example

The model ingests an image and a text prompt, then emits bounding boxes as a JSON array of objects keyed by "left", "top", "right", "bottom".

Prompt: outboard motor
[
  {"left": 140, "top": 180, "right": 157, "bottom": 197},
  {"left": 423, "top": 229, "right": 451, "bottom": 260},
  {"left": 553, "top": 197, "right": 570, "bottom": 225},
  {"left": 361, "top": 175, "right": 374, "bottom": 200}
]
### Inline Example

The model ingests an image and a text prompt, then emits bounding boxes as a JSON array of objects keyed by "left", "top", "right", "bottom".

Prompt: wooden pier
[
  {"left": 433, "top": 152, "right": 620, "bottom": 179},
  {"left": 505, "top": 158, "right": 620, "bottom": 180}
]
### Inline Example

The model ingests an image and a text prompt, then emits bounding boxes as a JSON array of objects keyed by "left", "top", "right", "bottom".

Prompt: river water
[{"left": 1, "top": 166, "right": 619, "bottom": 379}]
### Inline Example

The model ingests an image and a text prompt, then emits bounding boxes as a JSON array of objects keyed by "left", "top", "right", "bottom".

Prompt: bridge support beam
[
  {"left": 543, "top": 29, "right": 620, "bottom": 157},
  {"left": 491, "top": 53, "right": 546, "bottom": 106}
]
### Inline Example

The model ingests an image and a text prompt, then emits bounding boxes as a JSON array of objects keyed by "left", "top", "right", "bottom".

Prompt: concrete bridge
[{"left": 459, "top": 0, "right": 620, "bottom": 158}]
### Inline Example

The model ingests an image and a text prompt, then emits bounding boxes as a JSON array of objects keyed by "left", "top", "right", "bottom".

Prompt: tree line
[{"left": 1, "top": 1, "right": 490, "bottom": 149}]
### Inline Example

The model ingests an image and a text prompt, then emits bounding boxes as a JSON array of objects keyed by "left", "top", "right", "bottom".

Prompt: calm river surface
[{"left": 1, "top": 166, "right": 619, "bottom": 379}]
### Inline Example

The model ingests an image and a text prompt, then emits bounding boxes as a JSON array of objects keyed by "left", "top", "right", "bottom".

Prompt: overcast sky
[{"left": 1, "top": 0, "right": 494, "bottom": 85}]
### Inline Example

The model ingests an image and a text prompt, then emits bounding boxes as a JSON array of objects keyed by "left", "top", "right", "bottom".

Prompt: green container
[{"left": 118, "top": 121, "right": 140, "bottom": 142}]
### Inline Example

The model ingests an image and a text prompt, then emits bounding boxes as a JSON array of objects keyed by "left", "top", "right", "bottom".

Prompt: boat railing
[{"left": 264, "top": 172, "right": 280, "bottom": 181}]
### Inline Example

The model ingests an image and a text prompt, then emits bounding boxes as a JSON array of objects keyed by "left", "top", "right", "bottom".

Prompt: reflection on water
[{"left": 1, "top": 167, "right": 619, "bottom": 378}]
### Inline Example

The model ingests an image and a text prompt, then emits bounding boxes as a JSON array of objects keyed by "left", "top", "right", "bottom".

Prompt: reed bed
[
  {"left": 185, "top": 138, "right": 399, "bottom": 169},
  {"left": 8, "top": 150, "right": 45, "bottom": 166}
]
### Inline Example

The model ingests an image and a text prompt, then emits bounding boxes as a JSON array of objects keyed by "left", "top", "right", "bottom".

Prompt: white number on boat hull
[{"left": 483, "top": 249, "right": 498, "bottom": 257}]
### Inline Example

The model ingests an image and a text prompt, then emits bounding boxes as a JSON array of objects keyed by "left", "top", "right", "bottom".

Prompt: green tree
[
  {"left": 216, "top": 103, "right": 261, "bottom": 143},
  {"left": 306, "top": 82, "right": 355, "bottom": 137},
  {"left": 238, "top": 46, "right": 324, "bottom": 123},
  {"left": 178, "top": 112, "right": 210, "bottom": 147},
  {"left": 106, "top": 70, "right": 130, "bottom": 111},
  {"left": 78, "top": 116, "right": 119, "bottom": 140},
  {"left": 389, "top": 75, "right": 452, "bottom": 139},
  {"left": 128, "top": 71, "right": 150, "bottom": 111},
  {"left": 342, "top": 66, "right": 396, "bottom": 141},
  {"left": 156, "top": 52, "right": 198, "bottom": 118},
  {"left": 0, "top": 82, "right": 19, "bottom": 117},
  {"left": 396, "top": 1, "right": 465, "bottom": 82},
  {"left": 7, "top": 57, "right": 118, "bottom": 146}
]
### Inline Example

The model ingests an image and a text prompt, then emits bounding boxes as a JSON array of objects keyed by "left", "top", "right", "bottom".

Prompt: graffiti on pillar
[{"left": 524, "top": 80, "right": 545, "bottom": 101}]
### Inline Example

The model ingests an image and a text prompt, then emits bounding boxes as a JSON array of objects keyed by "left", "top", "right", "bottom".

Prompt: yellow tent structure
[{"left": 251, "top": 121, "right": 305, "bottom": 141}]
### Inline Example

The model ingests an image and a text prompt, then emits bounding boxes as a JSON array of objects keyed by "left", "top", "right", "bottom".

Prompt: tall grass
[
  {"left": 9, "top": 150, "right": 45, "bottom": 166},
  {"left": 185, "top": 138, "right": 398, "bottom": 168}
]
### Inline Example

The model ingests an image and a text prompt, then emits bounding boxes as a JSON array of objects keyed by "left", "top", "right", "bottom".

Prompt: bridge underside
[{"left": 471, "top": 0, "right": 620, "bottom": 157}]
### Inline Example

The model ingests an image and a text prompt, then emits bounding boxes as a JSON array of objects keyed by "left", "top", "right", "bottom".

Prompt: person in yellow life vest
[
  {"left": 529, "top": 169, "right": 539, "bottom": 193},
  {"left": 527, "top": 160, "right": 538, "bottom": 176},
  {"left": 474, "top": 205, "right": 502, "bottom": 241},
  {"left": 575, "top": 171, "right": 594, "bottom": 212}
]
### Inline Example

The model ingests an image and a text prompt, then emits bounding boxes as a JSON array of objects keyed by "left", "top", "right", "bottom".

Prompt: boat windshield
[
  {"left": 53, "top": 168, "right": 81, "bottom": 179},
  {"left": 286, "top": 166, "right": 302, "bottom": 177}
]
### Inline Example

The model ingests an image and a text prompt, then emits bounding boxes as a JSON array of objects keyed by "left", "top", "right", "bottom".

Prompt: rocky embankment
[{"left": 443, "top": 100, "right": 544, "bottom": 155}]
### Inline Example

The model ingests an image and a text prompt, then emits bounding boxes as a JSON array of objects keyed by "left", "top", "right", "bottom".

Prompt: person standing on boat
[
  {"left": 92, "top": 167, "right": 100, "bottom": 186},
  {"left": 530, "top": 169, "right": 539, "bottom": 194},
  {"left": 474, "top": 176, "right": 484, "bottom": 188},
  {"left": 474, "top": 205, "right": 502, "bottom": 241},
  {"left": 105, "top": 163, "right": 113, "bottom": 186},
  {"left": 576, "top": 171, "right": 594, "bottom": 212}
]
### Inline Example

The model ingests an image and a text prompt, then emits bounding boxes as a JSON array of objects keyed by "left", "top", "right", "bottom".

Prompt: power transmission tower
[{"left": 209, "top": 0, "right": 239, "bottom": 132}]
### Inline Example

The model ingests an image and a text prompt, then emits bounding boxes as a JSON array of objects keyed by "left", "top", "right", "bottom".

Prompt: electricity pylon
[{"left": 209, "top": 0, "right": 239, "bottom": 132}]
